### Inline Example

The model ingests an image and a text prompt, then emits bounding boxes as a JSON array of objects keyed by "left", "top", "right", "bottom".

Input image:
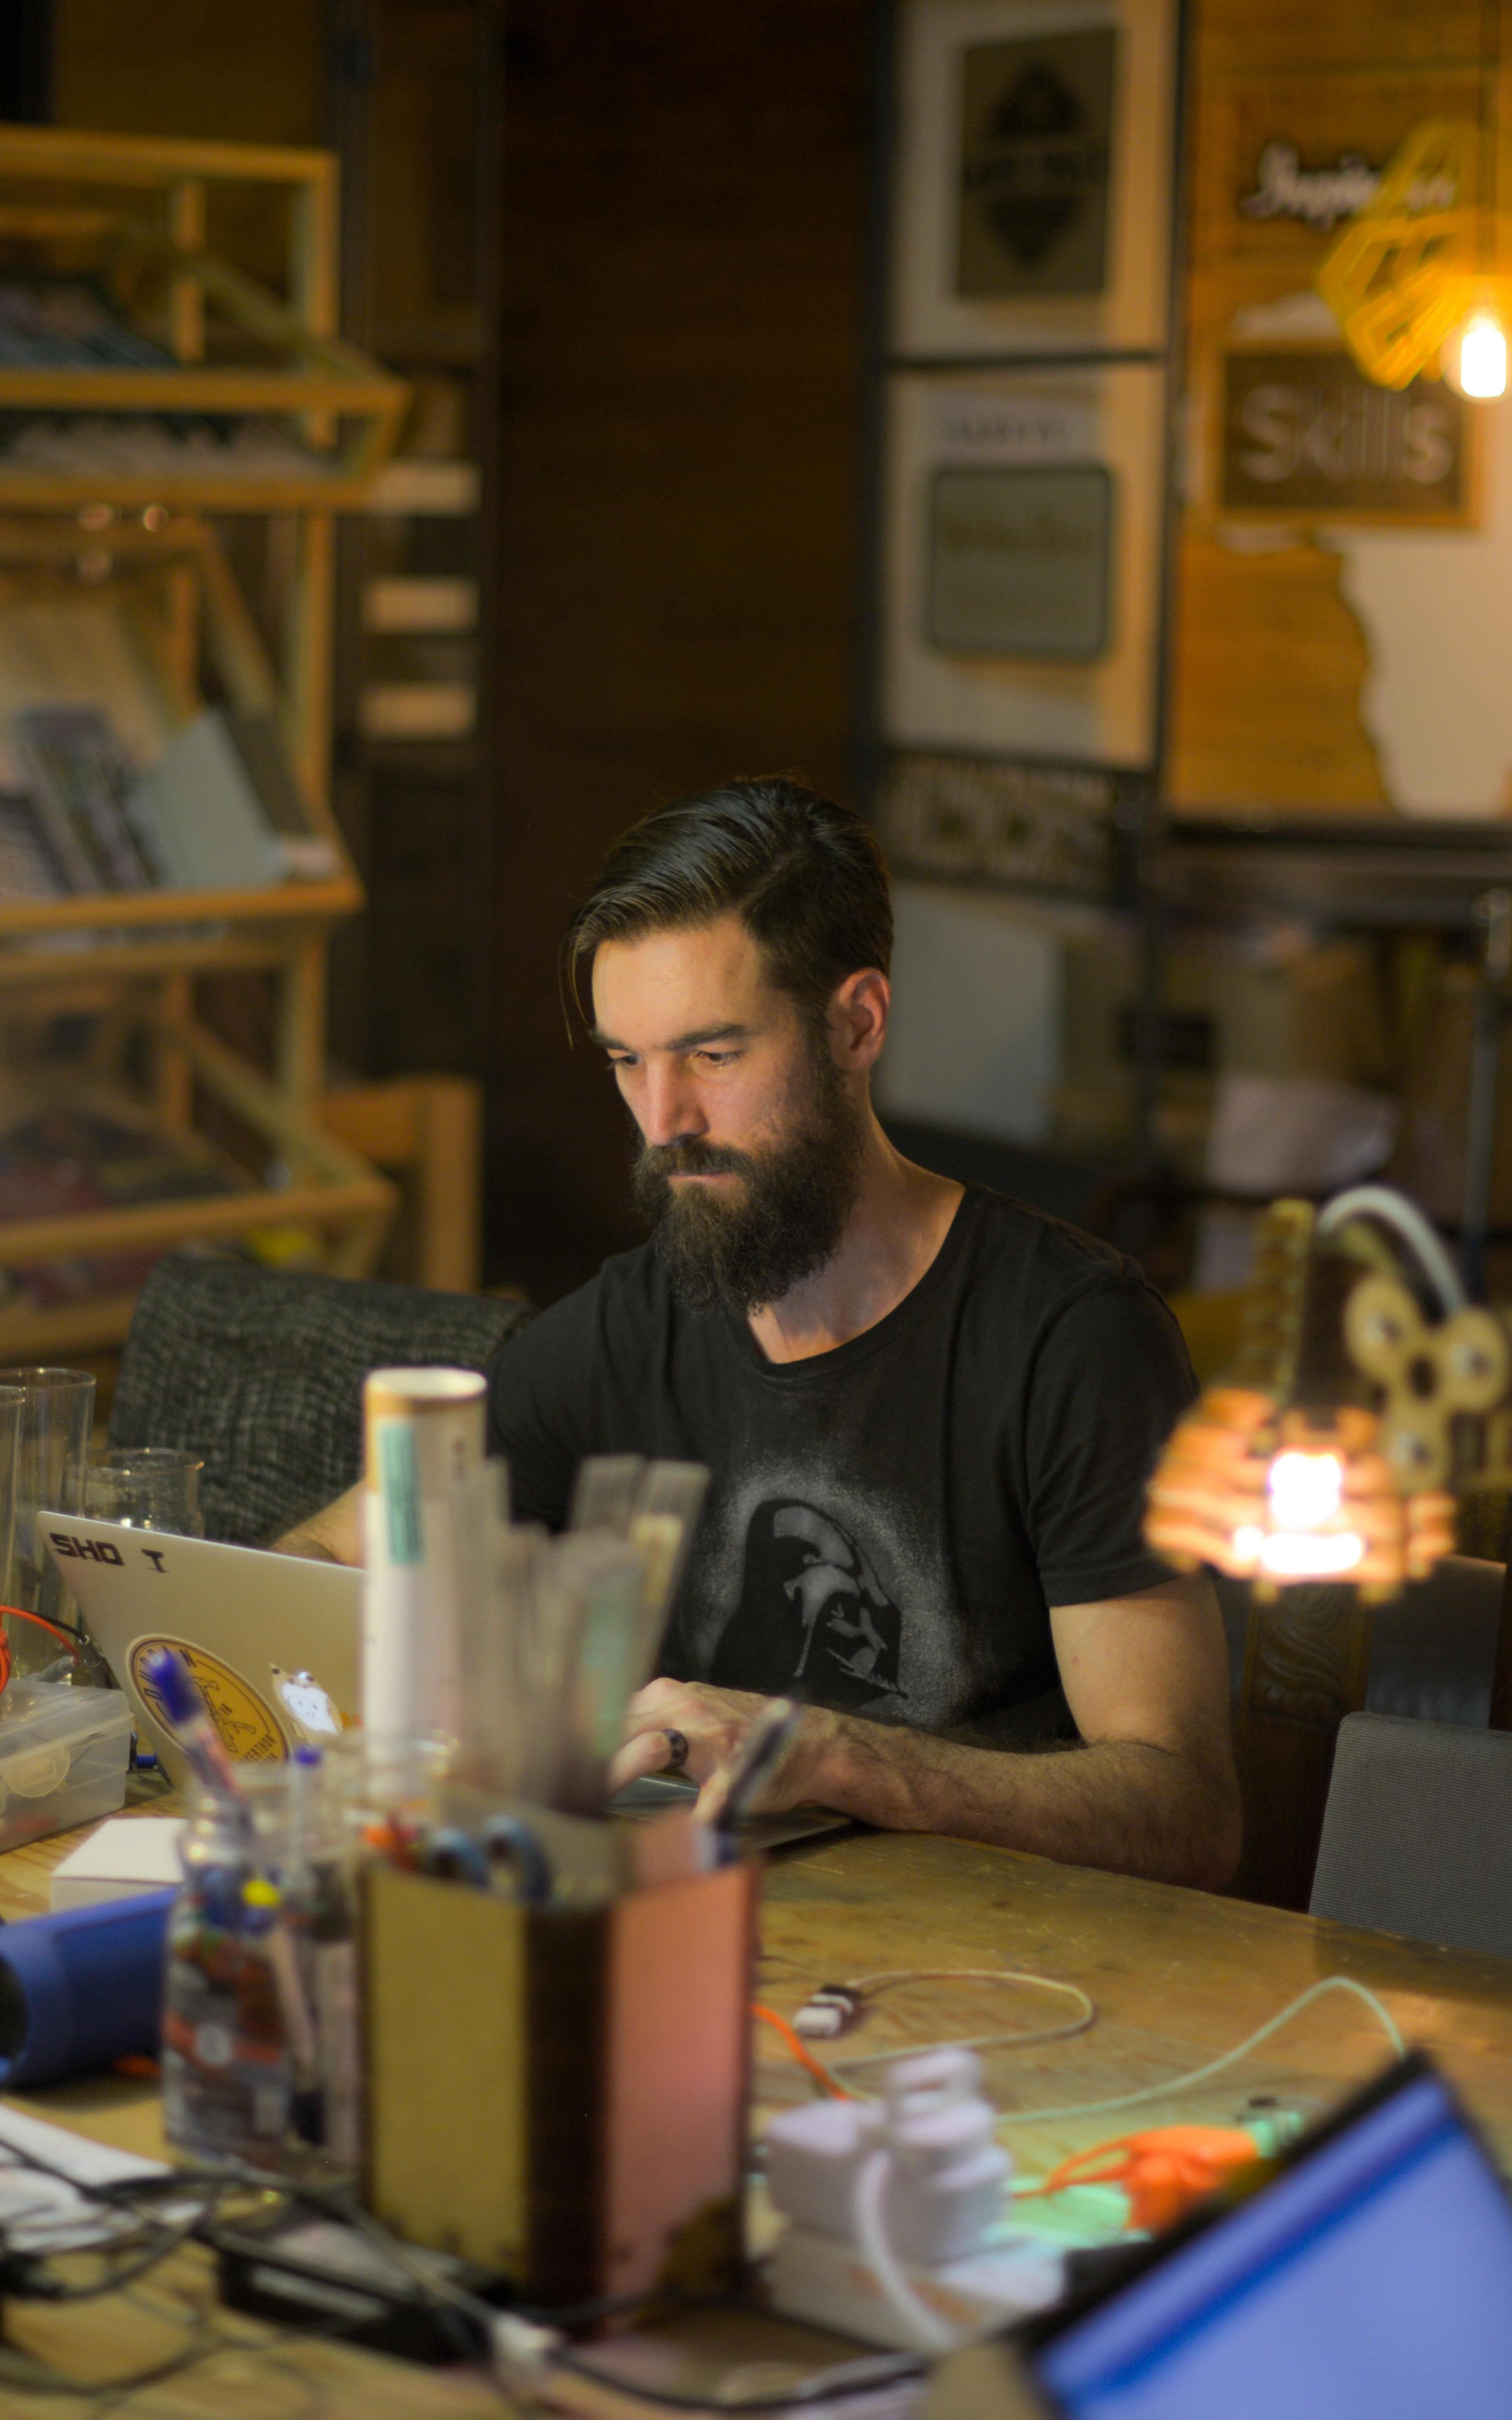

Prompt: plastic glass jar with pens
[{"left": 158, "top": 1674, "right": 448, "bottom": 2180}]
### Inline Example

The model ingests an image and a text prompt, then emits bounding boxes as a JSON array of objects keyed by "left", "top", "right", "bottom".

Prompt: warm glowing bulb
[
  {"left": 1258, "top": 1530, "right": 1365, "bottom": 1579},
  {"left": 1267, "top": 1450, "right": 1344, "bottom": 1530},
  {"left": 1457, "top": 310, "right": 1508, "bottom": 400}
]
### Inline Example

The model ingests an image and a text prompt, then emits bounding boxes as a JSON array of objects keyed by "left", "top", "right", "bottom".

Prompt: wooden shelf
[
  {"left": 0, "top": 125, "right": 406, "bottom": 1339},
  {"left": 0, "top": 125, "right": 409, "bottom": 510}
]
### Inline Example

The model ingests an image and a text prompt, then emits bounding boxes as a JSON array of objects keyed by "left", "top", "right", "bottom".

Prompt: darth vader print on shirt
[{"left": 707, "top": 1496, "right": 904, "bottom": 1710}]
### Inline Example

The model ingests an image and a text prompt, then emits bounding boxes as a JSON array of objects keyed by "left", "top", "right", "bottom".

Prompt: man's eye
[
  {"left": 696, "top": 1050, "right": 739, "bottom": 1067},
  {"left": 607, "top": 1056, "right": 636, "bottom": 1074}
]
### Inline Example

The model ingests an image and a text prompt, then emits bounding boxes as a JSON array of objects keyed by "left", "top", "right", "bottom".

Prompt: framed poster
[
  {"left": 880, "top": 362, "right": 1167, "bottom": 767},
  {"left": 889, "top": 0, "right": 1181, "bottom": 360},
  {"left": 927, "top": 462, "right": 1115, "bottom": 656}
]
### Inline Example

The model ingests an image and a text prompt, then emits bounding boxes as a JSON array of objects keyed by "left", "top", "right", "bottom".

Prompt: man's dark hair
[{"left": 565, "top": 777, "right": 892, "bottom": 1023}]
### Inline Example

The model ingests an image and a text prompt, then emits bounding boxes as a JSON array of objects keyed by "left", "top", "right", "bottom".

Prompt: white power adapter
[{"left": 764, "top": 2047, "right": 1064, "bottom": 2353}]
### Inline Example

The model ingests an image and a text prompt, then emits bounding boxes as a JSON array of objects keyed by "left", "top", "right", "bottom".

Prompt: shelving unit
[{"left": 0, "top": 122, "right": 410, "bottom": 1355}]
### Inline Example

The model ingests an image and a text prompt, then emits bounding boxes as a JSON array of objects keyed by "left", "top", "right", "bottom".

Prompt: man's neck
[{"left": 747, "top": 1114, "right": 964, "bottom": 1365}]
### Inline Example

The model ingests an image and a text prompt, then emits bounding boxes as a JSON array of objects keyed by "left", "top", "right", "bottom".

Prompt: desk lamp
[{"left": 1143, "top": 1185, "right": 1506, "bottom": 1600}]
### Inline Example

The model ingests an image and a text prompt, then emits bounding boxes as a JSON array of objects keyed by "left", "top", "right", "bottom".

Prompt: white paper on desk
[
  {"left": 1205, "top": 1074, "right": 1397, "bottom": 1196},
  {"left": 0, "top": 2104, "right": 166, "bottom": 2252}
]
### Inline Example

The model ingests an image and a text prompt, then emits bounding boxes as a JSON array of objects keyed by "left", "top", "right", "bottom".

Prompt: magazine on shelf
[
  {"left": 133, "top": 708, "right": 338, "bottom": 889},
  {"left": 0, "top": 702, "right": 337, "bottom": 901},
  {"left": 11, "top": 705, "right": 169, "bottom": 891}
]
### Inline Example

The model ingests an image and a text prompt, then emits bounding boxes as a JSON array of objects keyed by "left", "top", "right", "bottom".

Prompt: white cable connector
[{"left": 765, "top": 2047, "right": 1061, "bottom": 2352}]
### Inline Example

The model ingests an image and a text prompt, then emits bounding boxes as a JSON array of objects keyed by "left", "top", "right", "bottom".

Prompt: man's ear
[{"left": 827, "top": 968, "right": 889, "bottom": 1072}]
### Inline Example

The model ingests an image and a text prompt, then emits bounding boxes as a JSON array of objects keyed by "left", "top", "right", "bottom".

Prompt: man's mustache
[{"left": 636, "top": 1138, "right": 756, "bottom": 1181}]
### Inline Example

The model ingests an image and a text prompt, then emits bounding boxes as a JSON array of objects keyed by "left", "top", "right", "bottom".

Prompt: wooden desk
[
  {"left": 758, "top": 1833, "right": 1512, "bottom": 2177},
  {"left": 1, "top": 1817, "right": 1511, "bottom": 2411}
]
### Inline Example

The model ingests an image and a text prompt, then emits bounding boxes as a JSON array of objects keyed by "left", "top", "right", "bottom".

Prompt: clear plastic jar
[{"left": 162, "top": 1756, "right": 358, "bottom": 2174}]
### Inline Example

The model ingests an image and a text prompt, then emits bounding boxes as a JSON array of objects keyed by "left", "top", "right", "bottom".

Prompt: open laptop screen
[{"left": 1034, "top": 2058, "right": 1512, "bottom": 2420}]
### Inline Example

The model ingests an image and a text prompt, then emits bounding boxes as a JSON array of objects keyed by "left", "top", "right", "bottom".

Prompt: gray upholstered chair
[
  {"left": 1215, "top": 1558, "right": 1507, "bottom": 1912},
  {"left": 1310, "top": 1710, "right": 1512, "bottom": 1959},
  {"left": 108, "top": 1253, "right": 533, "bottom": 1545}
]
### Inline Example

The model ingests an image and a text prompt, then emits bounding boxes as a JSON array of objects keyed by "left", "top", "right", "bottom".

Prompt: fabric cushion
[
  {"left": 109, "top": 1253, "right": 532, "bottom": 1545},
  {"left": 1310, "top": 1711, "right": 1512, "bottom": 1958}
]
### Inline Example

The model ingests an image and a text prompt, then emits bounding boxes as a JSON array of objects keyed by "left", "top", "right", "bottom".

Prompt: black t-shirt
[{"left": 485, "top": 1186, "right": 1195, "bottom": 1743}]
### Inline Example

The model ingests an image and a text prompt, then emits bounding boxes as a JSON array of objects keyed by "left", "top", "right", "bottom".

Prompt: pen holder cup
[{"left": 362, "top": 1854, "right": 759, "bottom": 2307}]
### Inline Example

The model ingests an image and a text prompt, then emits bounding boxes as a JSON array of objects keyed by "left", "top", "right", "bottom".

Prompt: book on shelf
[
  {"left": 0, "top": 280, "right": 174, "bottom": 371},
  {"left": 135, "top": 708, "right": 339, "bottom": 888},
  {"left": 12, "top": 704, "right": 170, "bottom": 891},
  {"left": 0, "top": 1096, "right": 246, "bottom": 1313},
  {"left": 0, "top": 792, "right": 66, "bottom": 900},
  {"left": 0, "top": 703, "right": 338, "bottom": 903}
]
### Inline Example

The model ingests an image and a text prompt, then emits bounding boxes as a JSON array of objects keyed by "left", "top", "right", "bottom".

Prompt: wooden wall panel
[{"left": 490, "top": 2, "right": 871, "bottom": 1300}]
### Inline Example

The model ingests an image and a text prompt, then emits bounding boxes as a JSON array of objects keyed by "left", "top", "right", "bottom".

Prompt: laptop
[
  {"left": 40, "top": 1512, "right": 852, "bottom": 1846},
  {"left": 1024, "top": 2052, "right": 1512, "bottom": 2420},
  {"left": 42, "top": 1513, "right": 360, "bottom": 1785}
]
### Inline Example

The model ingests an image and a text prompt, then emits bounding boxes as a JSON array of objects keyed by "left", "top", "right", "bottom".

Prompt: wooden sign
[
  {"left": 1220, "top": 351, "right": 1473, "bottom": 523},
  {"left": 875, "top": 747, "right": 1144, "bottom": 899}
]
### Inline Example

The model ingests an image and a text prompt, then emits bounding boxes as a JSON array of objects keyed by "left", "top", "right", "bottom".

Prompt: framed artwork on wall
[
  {"left": 880, "top": 362, "right": 1168, "bottom": 769},
  {"left": 888, "top": 0, "right": 1182, "bottom": 363}
]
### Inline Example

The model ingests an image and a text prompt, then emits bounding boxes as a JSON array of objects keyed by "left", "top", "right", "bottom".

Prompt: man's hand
[
  {"left": 609, "top": 1677, "right": 832, "bottom": 1817},
  {"left": 609, "top": 1576, "right": 1241, "bottom": 1891}
]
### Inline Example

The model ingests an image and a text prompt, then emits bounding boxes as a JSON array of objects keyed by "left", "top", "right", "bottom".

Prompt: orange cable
[{"left": 752, "top": 2003, "right": 852, "bottom": 2099}]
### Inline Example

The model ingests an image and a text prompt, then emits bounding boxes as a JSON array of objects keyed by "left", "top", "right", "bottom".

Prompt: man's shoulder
[
  {"left": 951, "top": 1187, "right": 1195, "bottom": 1417},
  {"left": 488, "top": 1238, "right": 664, "bottom": 1369},
  {"left": 957, "top": 1183, "right": 1161, "bottom": 1315}
]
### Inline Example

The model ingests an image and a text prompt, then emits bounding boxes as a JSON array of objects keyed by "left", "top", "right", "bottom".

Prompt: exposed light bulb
[
  {"left": 1267, "top": 1450, "right": 1344, "bottom": 1530},
  {"left": 1455, "top": 309, "right": 1508, "bottom": 400},
  {"left": 1258, "top": 1530, "right": 1365, "bottom": 1579}
]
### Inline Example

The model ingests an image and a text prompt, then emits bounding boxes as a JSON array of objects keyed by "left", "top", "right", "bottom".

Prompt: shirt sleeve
[
  {"left": 1023, "top": 1277, "right": 1197, "bottom": 1608},
  {"left": 484, "top": 1277, "right": 601, "bottom": 1529}
]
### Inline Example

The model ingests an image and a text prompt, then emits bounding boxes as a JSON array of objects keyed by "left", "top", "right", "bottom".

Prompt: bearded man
[{"left": 280, "top": 778, "right": 1241, "bottom": 1889}]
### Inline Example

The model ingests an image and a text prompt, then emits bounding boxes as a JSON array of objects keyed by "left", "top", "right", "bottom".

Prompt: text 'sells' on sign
[{"left": 1221, "top": 352, "right": 1467, "bottom": 521}]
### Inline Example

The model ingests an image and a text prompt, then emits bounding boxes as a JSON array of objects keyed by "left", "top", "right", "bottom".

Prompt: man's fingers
[{"left": 606, "top": 1730, "right": 683, "bottom": 1795}]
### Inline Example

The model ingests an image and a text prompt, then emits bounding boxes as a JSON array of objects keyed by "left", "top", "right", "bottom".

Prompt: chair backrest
[
  {"left": 1310, "top": 1710, "right": 1512, "bottom": 1960},
  {"left": 109, "top": 1253, "right": 533, "bottom": 1546},
  {"left": 1221, "top": 1557, "right": 1508, "bottom": 1914}
]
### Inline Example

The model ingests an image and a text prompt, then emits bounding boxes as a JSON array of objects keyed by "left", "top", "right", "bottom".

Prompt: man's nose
[{"left": 640, "top": 1062, "right": 709, "bottom": 1148}]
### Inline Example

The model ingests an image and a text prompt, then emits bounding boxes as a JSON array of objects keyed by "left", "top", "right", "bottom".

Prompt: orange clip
[{"left": 1031, "top": 2125, "right": 1259, "bottom": 2233}]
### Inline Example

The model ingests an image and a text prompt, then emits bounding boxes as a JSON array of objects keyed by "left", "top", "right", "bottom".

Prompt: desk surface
[{"left": 2, "top": 1815, "right": 1512, "bottom": 2413}]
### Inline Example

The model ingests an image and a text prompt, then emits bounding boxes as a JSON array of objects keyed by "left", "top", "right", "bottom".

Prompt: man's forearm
[
  {"left": 269, "top": 1482, "right": 363, "bottom": 1565},
  {"left": 803, "top": 1712, "right": 1241, "bottom": 1892}
]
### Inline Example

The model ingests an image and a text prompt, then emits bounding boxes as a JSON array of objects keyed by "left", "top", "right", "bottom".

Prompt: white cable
[
  {"left": 994, "top": 1976, "right": 1405, "bottom": 2130},
  {"left": 823, "top": 1969, "right": 1097, "bottom": 2088},
  {"left": 851, "top": 2148, "right": 959, "bottom": 2354},
  {"left": 1316, "top": 1185, "right": 1466, "bottom": 1315}
]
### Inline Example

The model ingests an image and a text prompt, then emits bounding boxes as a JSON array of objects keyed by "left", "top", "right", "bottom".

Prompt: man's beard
[{"left": 631, "top": 1046, "right": 866, "bottom": 1318}]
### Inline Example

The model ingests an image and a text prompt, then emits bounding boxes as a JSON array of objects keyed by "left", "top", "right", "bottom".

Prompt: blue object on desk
[
  {"left": 0, "top": 1889, "right": 175, "bottom": 2087},
  {"left": 419, "top": 1816, "right": 553, "bottom": 1903}
]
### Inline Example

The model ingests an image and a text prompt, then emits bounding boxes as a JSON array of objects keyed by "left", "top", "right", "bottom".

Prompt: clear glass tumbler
[
  {"left": 0, "top": 1367, "right": 96, "bottom": 1649},
  {"left": 86, "top": 1447, "right": 205, "bottom": 1538},
  {"left": 0, "top": 1386, "right": 23, "bottom": 1608}
]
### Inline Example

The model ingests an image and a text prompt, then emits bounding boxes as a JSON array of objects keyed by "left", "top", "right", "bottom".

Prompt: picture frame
[
  {"left": 880, "top": 362, "right": 1168, "bottom": 768},
  {"left": 888, "top": 0, "right": 1182, "bottom": 362}
]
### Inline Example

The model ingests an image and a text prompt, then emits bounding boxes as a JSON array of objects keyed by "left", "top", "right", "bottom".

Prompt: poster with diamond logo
[
  {"left": 888, "top": 0, "right": 1178, "bottom": 360},
  {"left": 957, "top": 29, "right": 1117, "bottom": 298}
]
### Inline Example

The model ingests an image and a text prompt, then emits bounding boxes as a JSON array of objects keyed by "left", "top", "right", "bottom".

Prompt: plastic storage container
[{"left": 0, "top": 1682, "right": 131, "bottom": 1850}]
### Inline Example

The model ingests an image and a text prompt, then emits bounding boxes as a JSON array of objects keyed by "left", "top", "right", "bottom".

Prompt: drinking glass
[
  {"left": 0, "top": 1386, "right": 23, "bottom": 1609},
  {"left": 86, "top": 1447, "right": 205, "bottom": 1538},
  {"left": 0, "top": 1367, "right": 96, "bottom": 1644}
]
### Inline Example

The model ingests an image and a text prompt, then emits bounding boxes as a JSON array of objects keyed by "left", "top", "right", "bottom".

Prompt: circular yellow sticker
[{"left": 129, "top": 1636, "right": 289, "bottom": 1765}]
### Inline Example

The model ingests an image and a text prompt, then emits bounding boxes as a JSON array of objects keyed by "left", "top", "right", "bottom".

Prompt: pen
[
  {"left": 141, "top": 1647, "right": 247, "bottom": 1813},
  {"left": 710, "top": 1697, "right": 801, "bottom": 1833}
]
